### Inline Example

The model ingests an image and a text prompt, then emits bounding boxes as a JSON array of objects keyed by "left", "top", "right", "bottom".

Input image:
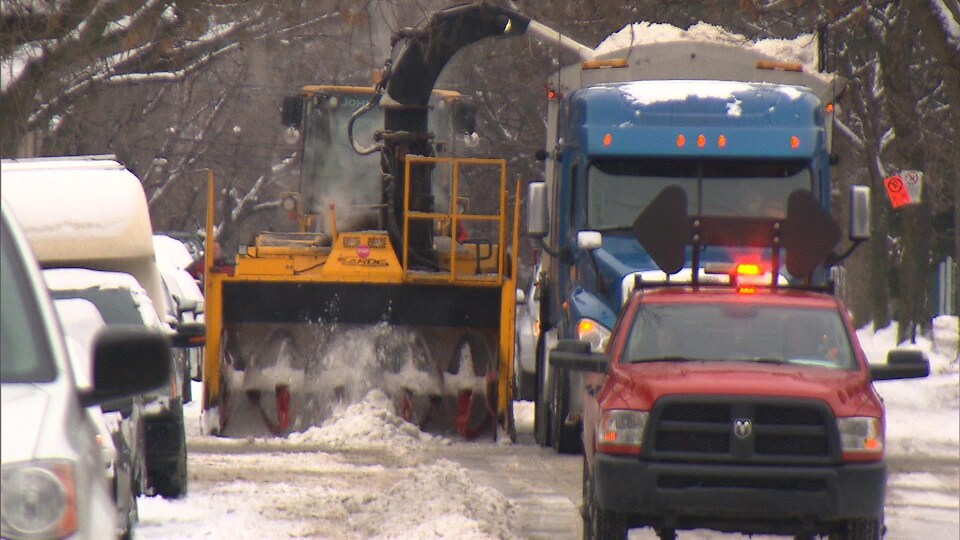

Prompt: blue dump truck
[{"left": 525, "top": 37, "right": 851, "bottom": 453}]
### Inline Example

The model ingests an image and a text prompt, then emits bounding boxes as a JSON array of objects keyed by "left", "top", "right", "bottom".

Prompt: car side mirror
[
  {"left": 79, "top": 327, "right": 171, "bottom": 408},
  {"left": 172, "top": 322, "right": 206, "bottom": 349}
]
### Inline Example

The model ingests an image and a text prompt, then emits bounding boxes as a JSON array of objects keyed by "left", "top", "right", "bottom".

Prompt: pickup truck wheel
[
  {"left": 840, "top": 518, "right": 882, "bottom": 540},
  {"left": 581, "top": 456, "right": 595, "bottom": 540},
  {"left": 595, "top": 507, "right": 628, "bottom": 540}
]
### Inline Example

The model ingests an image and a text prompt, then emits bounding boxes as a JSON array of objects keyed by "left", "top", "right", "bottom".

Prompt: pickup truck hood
[
  {"left": 615, "top": 361, "right": 873, "bottom": 415},
  {"left": 1, "top": 384, "right": 51, "bottom": 462}
]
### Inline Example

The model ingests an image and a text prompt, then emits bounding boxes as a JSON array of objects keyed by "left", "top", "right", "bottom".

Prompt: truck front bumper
[{"left": 593, "top": 453, "right": 886, "bottom": 533}]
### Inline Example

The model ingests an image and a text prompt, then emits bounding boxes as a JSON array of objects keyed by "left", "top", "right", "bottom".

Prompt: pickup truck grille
[{"left": 646, "top": 396, "right": 839, "bottom": 465}]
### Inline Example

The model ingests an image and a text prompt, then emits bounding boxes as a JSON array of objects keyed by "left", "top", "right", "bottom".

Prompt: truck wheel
[
  {"left": 841, "top": 519, "right": 882, "bottom": 540},
  {"left": 582, "top": 457, "right": 595, "bottom": 540},
  {"left": 533, "top": 335, "right": 552, "bottom": 447},
  {"left": 551, "top": 340, "right": 588, "bottom": 454},
  {"left": 595, "top": 508, "right": 628, "bottom": 539}
]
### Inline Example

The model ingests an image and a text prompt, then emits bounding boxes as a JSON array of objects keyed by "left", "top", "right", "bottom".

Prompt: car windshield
[
  {"left": 623, "top": 302, "right": 855, "bottom": 370},
  {"left": 587, "top": 158, "right": 811, "bottom": 230},
  {"left": 1, "top": 219, "right": 57, "bottom": 383},
  {"left": 49, "top": 288, "right": 144, "bottom": 325}
]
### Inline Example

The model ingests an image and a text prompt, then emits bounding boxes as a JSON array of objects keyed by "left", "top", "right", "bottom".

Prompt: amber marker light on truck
[
  {"left": 603, "top": 133, "right": 612, "bottom": 147},
  {"left": 837, "top": 417, "right": 884, "bottom": 461},
  {"left": 717, "top": 134, "right": 727, "bottom": 148},
  {"left": 597, "top": 410, "right": 648, "bottom": 455},
  {"left": 676, "top": 134, "right": 686, "bottom": 148},
  {"left": 577, "top": 318, "right": 611, "bottom": 351},
  {"left": 790, "top": 135, "right": 800, "bottom": 150},
  {"left": 697, "top": 134, "right": 706, "bottom": 148}
]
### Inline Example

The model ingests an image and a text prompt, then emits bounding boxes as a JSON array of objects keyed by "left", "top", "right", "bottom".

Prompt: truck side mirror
[
  {"left": 526, "top": 182, "right": 548, "bottom": 238},
  {"left": 849, "top": 185, "right": 870, "bottom": 241}
]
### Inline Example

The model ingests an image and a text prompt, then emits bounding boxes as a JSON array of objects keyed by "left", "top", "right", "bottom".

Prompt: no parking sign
[{"left": 883, "top": 170, "right": 923, "bottom": 208}]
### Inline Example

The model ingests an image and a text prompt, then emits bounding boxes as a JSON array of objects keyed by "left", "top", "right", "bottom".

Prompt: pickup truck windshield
[
  {"left": 623, "top": 302, "right": 855, "bottom": 370},
  {"left": 586, "top": 158, "right": 811, "bottom": 230}
]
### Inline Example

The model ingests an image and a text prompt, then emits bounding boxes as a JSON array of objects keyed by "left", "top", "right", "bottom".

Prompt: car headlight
[
  {"left": 576, "top": 318, "right": 611, "bottom": 352},
  {"left": 1, "top": 460, "right": 78, "bottom": 539},
  {"left": 597, "top": 409, "right": 648, "bottom": 456},
  {"left": 837, "top": 416, "right": 883, "bottom": 461}
]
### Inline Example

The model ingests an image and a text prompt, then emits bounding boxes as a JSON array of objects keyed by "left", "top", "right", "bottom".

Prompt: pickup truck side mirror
[
  {"left": 549, "top": 339, "right": 608, "bottom": 373},
  {"left": 869, "top": 349, "right": 930, "bottom": 381}
]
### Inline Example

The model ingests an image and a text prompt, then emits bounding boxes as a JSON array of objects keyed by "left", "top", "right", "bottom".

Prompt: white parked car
[
  {"left": 1, "top": 199, "right": 169, "bottom": 540},
  {"left": 514, "top": 261, "right": 541, "bottom": 401},
  {"left": 54, "top": 297, "right": 142, "bottom": 539},
  {"left": 43, "top": 267, "right": 199, "bottom": 499}
]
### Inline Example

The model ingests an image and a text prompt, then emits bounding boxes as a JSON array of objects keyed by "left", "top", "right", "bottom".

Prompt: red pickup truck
[{"left": 553, "top": 277, "right": 930, "bottom": 540}]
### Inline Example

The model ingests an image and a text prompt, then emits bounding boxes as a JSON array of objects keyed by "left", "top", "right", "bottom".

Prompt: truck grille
[{"left": 647, "top": 396, "right": 839, "bottom": 465}]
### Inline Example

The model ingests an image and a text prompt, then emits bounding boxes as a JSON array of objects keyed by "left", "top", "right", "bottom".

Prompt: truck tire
[
  {"left": 551, "top": 339, "right": 588, "bottom": 454},
  {"left": 595, "top": 508, "right": 628, "bottom": 539},
  {"left": 534, "top": 334, "right": 552, "bottom": 447},
  {"left": 551, "top": 365, "right": 581, "bottom": 454},
  {"left": 840, "top": 519, "right": 882, "bottom": 540}
]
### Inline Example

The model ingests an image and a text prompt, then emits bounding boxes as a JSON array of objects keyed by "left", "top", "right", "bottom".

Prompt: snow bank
[
  {"left": 367, "top": 459, "right": 517, "bottom": 540},
  {"left": 287, "top": 389, "right": 447, "bottom": 448}
]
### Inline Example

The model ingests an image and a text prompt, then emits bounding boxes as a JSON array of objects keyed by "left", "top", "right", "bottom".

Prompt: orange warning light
[
  {"left": 603, "top": 133, "right": 612, "bottom": 147},
  {"left": 790, "top": 136, "right": 800, "bottom": 150},
  {"left": 717, "top": 135, "right": 727, "bottom": 148},
  {"left": 697, "top": 134, "right": 705, "bottom": 148},
  {"left": 676, "top": 134, "right": 686, "bottom": 148}
]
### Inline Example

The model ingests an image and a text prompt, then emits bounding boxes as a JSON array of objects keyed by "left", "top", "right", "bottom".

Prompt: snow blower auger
[{"left": 200, "top": 156, "right": 520, "bottom": 441}]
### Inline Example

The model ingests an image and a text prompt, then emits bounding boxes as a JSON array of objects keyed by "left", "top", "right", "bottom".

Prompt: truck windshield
[
  {"left": 300, "top": 90, "right": 383, "bottom": 230},
  {"left": 586, "top": 158, "right": 812, "bottom": 230},
  {"left": 623, "top": 302, "right": 855, "bottom": 370}
]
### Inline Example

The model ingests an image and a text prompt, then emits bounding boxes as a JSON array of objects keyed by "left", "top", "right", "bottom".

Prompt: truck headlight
[
  {"left": 1, "top": 460, "right": 78, "bottom": 539},
  {"left": 597, "top": 409, "right": 648, "bottom": 456},
  {"left": 576, "top": 318, "right": 611, "bottom": 352},
  {"left": 837, "top": 416, "right": 883, "bottom": 461}
]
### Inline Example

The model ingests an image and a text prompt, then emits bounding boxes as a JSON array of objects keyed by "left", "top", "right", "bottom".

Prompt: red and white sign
[
  {"left": 356, "top": 245, "right": 371, "bottom": 258},
  {"left": 883, "top": 175, "right": 910, "bottom": 208}
]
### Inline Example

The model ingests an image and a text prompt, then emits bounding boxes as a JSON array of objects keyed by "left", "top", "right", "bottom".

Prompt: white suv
[{"left": 1, "top": 199, "right": 169, "bottom": 539}]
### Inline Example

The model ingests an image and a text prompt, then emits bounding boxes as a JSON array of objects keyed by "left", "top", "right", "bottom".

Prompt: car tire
[{"left": 146, "top": 401, "right": 188, "bottom": 499}]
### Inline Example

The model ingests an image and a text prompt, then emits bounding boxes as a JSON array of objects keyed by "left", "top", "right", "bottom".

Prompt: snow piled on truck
[{"left": 596, "top": 21, "right": 820, "bottom": 72}]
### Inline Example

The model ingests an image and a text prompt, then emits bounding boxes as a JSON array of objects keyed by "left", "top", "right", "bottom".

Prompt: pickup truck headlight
[
  {"left": 576, "top": 318, "right": 611, "bottom": 352},
  {"left": 597, "top": 410, "right": 648, "bottom": 456},
  {"left": 837, "top": 416, "right": 884, "bottom": 461},
  {"left": 1, "top": 460, "right": 77, "bottom": 539}
]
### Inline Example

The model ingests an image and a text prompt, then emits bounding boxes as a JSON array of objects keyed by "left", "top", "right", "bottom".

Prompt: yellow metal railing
[{"left": 402, "top": 156, "right": 507, "bottom": 285}]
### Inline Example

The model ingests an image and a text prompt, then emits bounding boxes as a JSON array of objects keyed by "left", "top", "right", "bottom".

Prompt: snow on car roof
[
  {"left": 154, "top": 234, "right": 196, "bottom": 270},
  {"left": 43, "top": 267, "right": 162, "bottom": 328}
]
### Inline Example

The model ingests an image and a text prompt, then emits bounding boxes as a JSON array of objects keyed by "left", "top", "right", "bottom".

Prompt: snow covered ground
[{"left": 136, "top": 316, "right": 959, "bottom": 539}]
